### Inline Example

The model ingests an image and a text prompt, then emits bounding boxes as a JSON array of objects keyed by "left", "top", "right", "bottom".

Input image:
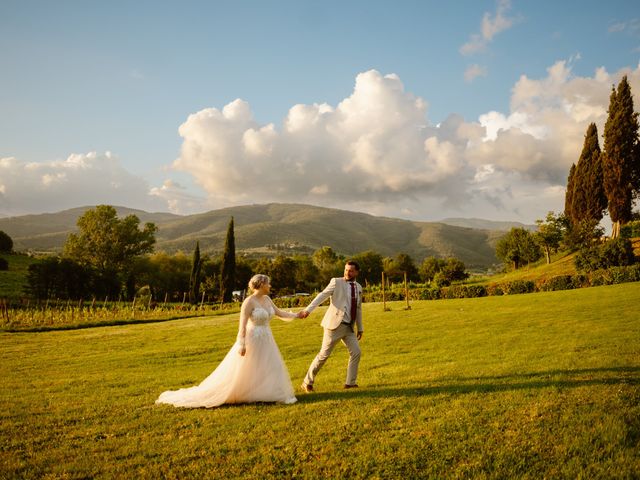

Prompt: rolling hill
[{"left": 0, "top": 203, "right": 508, "bottom": 269}]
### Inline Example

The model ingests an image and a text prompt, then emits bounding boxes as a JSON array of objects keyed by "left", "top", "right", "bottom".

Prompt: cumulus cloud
[
  {"left": 0, "top": 152, "right": 166, "bottom": 216},
  {"left": 4, "top": 59, "right": 640, "bottom": 225},
  {"left": 460, "top": 0, "right": 518, "bottom": 56},
  {"left": 173, "top": 71, "right": 457, "bottom": 206},
  {"left": 171, "top": 61, "right": 640, "bottom": 223}
]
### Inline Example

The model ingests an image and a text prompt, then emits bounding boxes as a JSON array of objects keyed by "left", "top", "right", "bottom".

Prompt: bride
[{"left": 156, "top": 274, "right": 302, "bottom": 408}]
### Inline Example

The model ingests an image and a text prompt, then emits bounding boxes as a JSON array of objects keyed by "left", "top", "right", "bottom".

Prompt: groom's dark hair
[{"left": 346, "top": 260, "right": 360, "bottom": 271}]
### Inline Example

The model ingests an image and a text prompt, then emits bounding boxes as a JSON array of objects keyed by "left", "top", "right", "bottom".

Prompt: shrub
[
  {"left": 501, "top": 280, "right": 535, "bottom": 295},
  {"left": 537, "top": 275, "right": 576, "bottom": 292},
  {"left": 486, "top": 284, "right": 504, "bottom": 296},
  {"left": 588, "top": 264, "right": 640, "bottom": 286},
  {"left": 0, "top": 231, "right": 12, "bottom": 253},
  {"left": 575, "top": 237, "right": 635, "bottom": 272},
  {"left": 464, "top": 285, "right": 488, "bottom": 298},
  {"left": 620, "top": 220, "right": 640, "bottom": 239},
  {"left": 0, "top": 257, "right": 8, "bottom": 271},
  {"left": 601, "top": 237, "right": 635, "bottom": 267},
  {"left": 572, "top": 274, "right": 590, "bottom": 288},
  {"left": 574, "top": 244, "right": 606, "bottom": 272}
]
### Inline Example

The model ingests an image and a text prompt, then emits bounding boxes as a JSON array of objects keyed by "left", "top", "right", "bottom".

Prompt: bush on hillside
[
  {"left": 0, "top": 257, "right": 8, "bottom": 271},
  {"left": 440, "top": 284, "right": 487, "bottom": 299},
  {"left": 575, "top": 237, "right": 635, "bottom": 272},
  {"left": 536, "top": 275, "right": 577, "bottom": 292},
  {"left": 620, "top": 220, "right": 640, "bottom": 238},
  {"left": 588, "top": 264, "right": 640, "bottom": 286},
  {"left": 501, "top": 280, "right": 536, "bottom": 295}
]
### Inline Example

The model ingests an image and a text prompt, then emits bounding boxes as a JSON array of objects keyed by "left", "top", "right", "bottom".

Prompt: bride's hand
[{"left": 239, "top": 346, "right": 246, "bottom": 356}]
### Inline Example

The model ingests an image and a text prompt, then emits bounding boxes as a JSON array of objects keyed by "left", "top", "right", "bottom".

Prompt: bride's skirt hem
[{"left": 154, "top": 395, "right": 298, "bottom": 408}]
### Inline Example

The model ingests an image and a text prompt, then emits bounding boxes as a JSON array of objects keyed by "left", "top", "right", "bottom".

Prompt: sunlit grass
[
  {"left": 464, "top": 251, "right": 578, "bottom": 286},
  {"left": 1, "top": 282, "right": 638, "bottom": 478}
]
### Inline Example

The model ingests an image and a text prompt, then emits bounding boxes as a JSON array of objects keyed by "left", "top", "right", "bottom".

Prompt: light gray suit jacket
[{"left": 305, "top": 277, "right": 363, "bottom": 332}]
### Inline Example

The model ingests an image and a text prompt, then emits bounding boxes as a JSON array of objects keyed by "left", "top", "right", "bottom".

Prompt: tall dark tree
[
  {"left": 188, "top": 241, "right": 202, "bottom": 304},
  {"left": 384, "top": 253, "right": 419, "bottom": 282},
  {"left": 269, "top": 255, "right": 298, "bottom": 295},
  {"left": 220, "top": 217, "right": 236, "bottom": 302},
  {"left": 571, "top": 123, "right": 607, "bottom": 224},
  {"left": 603, "top": 76, "right": 640, "bottom": 238},
  {"left": 564, "top": 163, "right": 576, "bottom": 221},
  {"left": 0, "top": 230, "right": 13, "bottom": 253},
  {"left": 292, "top": 255, "right": 320, "bottom": 293},
  {"left": 351, "top": 250, "right": 384, "bottom": 286}
]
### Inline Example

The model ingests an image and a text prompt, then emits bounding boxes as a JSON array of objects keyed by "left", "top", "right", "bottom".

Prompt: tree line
[
  {"left": 15, "top": 205, "right": 469, "bottom": 302},
  {"left": 8, "top": 77, "right": 639, "bottom": 294}
]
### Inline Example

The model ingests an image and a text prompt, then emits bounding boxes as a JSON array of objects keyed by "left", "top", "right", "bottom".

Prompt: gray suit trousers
[{"left": 304, "top": 323, "right": 361, "bottom": 387}]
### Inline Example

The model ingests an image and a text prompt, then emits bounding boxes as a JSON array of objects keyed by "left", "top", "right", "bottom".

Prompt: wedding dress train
[{"left": 156, "top": 306, "right": 297, "bottom": 408}]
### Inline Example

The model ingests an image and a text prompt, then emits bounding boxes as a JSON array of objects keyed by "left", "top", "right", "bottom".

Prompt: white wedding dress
[{"left": 156, "top": 305, "right": 297, "bottom": 408}]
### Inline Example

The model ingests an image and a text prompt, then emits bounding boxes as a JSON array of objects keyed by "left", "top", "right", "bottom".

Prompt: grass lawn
[
  {"left": 1, "top": 283, "right": 639, "bottom": 478},
  {"left": 0, "top": 253, "right": 36, "bottom": 299},
  {"left": 465, "top": 251, "right": 578, "bottom": 286}
]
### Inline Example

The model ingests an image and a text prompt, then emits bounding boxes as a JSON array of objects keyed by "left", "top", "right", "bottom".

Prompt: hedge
[{"left": 358, "top": 265, "right": 640, "bottom": 303}]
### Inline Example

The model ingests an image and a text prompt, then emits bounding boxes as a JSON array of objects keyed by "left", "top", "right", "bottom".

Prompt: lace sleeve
[
  {"left": 268, "top": 297, "right": 297, "bottom": 322},
  {"left": 236, "top": 298, "right": 251, "bottom": 347}
]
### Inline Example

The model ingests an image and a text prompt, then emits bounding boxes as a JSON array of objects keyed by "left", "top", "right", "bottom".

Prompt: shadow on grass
[{"left": 295, "top": 366, "right": 640, "bottom": 404}]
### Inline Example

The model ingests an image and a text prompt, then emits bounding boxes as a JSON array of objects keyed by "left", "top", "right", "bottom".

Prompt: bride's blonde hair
[{"left": 248, "top": 274, "right": 270, "bottom": 292}]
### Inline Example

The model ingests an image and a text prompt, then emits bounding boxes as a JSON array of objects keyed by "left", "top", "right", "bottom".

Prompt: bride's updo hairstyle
[{"left": 248, "top": 274, "right": 270, "bottom": 292}]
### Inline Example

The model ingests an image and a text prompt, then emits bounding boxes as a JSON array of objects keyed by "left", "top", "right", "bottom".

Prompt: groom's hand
[{"left": 357, "top": 331, "right": 363, "bottom": 340}]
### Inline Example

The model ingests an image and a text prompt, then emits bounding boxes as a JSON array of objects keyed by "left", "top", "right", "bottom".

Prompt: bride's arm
[
  {"left": 236, "top": 298, "right": 252, "bottom": 355},
  {"left": 268, "top": 297, "right": 298, "bottom": 322}
]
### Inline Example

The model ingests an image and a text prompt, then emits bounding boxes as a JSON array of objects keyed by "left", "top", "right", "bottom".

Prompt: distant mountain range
[
  {"left": 438, "top": 217, "right": 538, "bottom": 232},
  {"left": 0, "top": 204, "right": 536, "bottom": 269}
]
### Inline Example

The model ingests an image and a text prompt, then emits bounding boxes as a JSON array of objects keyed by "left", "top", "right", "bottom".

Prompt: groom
[{"left": 299, "top": 260, "right": 363, "bottom": 391}]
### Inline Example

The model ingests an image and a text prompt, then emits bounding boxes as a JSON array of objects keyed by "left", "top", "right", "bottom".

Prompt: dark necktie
[{"left": 350, "top": 282, "right": 357, "bottom": 325}]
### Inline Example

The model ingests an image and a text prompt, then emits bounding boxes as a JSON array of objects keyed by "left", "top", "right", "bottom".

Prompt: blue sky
[{"left": 1, "top": 0, "right": 639, "bottom": 224}]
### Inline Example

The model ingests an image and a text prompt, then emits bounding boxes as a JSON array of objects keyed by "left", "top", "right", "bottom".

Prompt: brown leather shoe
[
  {"left": 343, "top": 384, "right": 359, "bottom": 389},
  {"left": 301, "top": 383, "right": 313, "bottom": 393}
]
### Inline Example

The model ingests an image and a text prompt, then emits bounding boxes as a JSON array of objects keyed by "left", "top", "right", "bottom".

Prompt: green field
[
  {"left": 1, "top": 283, "right": 639, "bottom": 478},
  {"left": 0, "top": 253, "right": 36, "bottom": 299}
]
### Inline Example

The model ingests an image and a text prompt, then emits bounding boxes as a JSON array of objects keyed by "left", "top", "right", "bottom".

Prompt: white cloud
[
  {"left": 171, "top": 61, "right": 640, "bottom": 223},
  {"left": 4, "top": 59, "right": 640, "bottom": 226},
  {"left": 460, "top": 0, "right": 518, "bottom": 56},
  {"left": 0, "top": 152, "right": 166, "bottom": 216},
  {"left": 464, "top": 64, "right": 488, "bottom": 83},
  {"left": 149, "top": 179, "right": 208, "bottom": 215},
  {"left": 608, "top": 18, "right": 640, "bottom": 35},
  {"left": 173, "top": 70, "right": 447, "bottom": 206}
]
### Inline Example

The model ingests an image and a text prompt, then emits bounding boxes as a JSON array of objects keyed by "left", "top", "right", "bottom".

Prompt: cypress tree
[
  {"left": 188, "top": 241, "right": 202, "bottom": 304},
  {"left": 220, "top": 217, "right": 236, "bottom": 303},
  {"left": 564, "top": 163, "right": 576, "bottom": 222},
  {"left": 603, "top": 76, "right": 640, "bottom": 238},
  {"left": 571, "top": 123, "right": 607, "bottom": 224}
]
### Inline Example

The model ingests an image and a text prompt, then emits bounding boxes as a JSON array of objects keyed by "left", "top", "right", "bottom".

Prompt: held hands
[{"left": 297, "top": 310, "right": 310, "bottom": 319}]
